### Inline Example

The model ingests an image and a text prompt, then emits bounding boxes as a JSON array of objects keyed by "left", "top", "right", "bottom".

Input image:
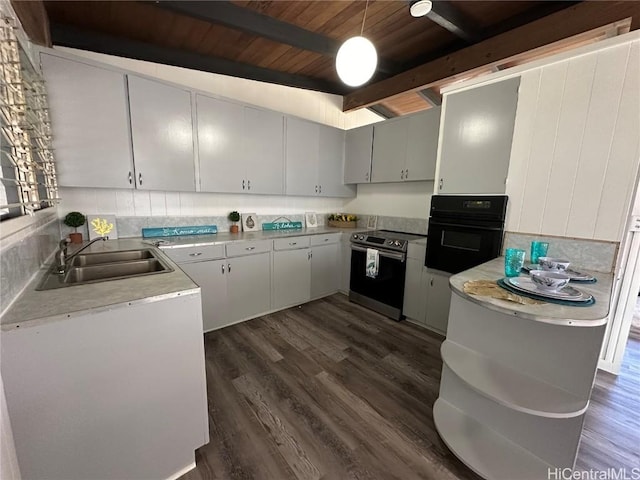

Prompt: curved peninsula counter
[{"left": 434, "top": 257, "right": 613, "bottom": 480}]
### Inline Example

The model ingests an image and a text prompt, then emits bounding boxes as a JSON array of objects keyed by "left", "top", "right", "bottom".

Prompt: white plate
[
  {"left": 524, "top": 264, "right": 594, "bottom": 282},
  {"left": 505, "top": 277, "right": 589, "bottom": 301}
]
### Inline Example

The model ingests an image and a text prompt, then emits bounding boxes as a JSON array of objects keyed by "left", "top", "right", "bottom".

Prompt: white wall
[{"left": 505, "top": 37, "right": 640, "bottom": 242}]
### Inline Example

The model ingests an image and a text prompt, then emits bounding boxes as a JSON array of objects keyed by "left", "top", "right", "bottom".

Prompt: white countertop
[{"left": 450, "top": 257, "right": 613, "bottom": 326}]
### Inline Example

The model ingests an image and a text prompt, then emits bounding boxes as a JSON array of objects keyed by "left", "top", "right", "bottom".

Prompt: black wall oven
[{"left": 425, "top": 195, "right": 508, "bottom": 274}]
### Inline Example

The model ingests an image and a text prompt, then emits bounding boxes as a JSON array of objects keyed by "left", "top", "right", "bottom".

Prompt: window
[{"left": 0, "top": 16, "right": 58, "bottom": 221}]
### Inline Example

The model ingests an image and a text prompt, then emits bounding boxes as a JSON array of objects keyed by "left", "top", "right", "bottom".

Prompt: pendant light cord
[{"left": 360, "top": 0, "right": 370, "bottom": 36}]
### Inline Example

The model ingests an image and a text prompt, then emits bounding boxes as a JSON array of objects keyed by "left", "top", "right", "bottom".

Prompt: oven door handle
[
  {"left": 428, "top": 220, "right": 503, "bottom": 232},
  {"left": 351, "top": 245, "right": 405, "bottom": 262}
]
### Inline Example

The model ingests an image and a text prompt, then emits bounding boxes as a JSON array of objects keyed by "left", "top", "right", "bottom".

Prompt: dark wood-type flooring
[{"left": 182, "top": 293, "right": 640, "bottom": 480}]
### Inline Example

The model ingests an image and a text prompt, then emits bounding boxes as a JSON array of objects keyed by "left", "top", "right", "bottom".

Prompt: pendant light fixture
[{"left": 336, "top": 0, "right": 377, "bottom": 87}]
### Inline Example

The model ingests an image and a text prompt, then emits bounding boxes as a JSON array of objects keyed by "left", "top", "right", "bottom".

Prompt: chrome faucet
[{"left": 56, "top": 236, "right": 108, "bottom": 274}]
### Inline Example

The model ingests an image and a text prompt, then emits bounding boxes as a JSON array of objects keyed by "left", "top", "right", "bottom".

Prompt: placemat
[
  {"left": 497, "top": 279, "right": 596, "bottom": 307},
  {"left": 463, "top": 280, "right": 544, "bottom": 305}
]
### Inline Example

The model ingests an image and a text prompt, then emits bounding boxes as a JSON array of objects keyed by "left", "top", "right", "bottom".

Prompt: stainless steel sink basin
[
  {"left": 36, "top": 248, "right": 173, "bottom": 290},
  {"left": 71, "top": 249, "right": 155, "bottom": 266}
]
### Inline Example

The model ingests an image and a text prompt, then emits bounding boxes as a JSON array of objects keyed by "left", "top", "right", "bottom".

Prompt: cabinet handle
[
  {"left": 405, "top": 169, "right": 408, "bottom": 179},
  {"left": 222, "top": 264, "right": 225, "bottom": 274},
  {"left": 365, "top": 172, "right": 369, "bottom": 181},
  {"left": 242, "top": 180, "right": 245, "bottom": 190},
  {"left": 319, "top": 185, "right": 322, "bottom": 194},
  {"left": 228, "top": 263, "right": 231, "bottom": 273},
  {"left": 289, "top": 242, "right": 297, "bottom": 246},
  {"left": 128, "top": 171, "right": 132, "bottom": 184},
  {"left": 315, "top": 185, "right": 318, "bottom": 193},
  {"left": 188, "top": 252, "right": 203, "bottom": 257},
  {"left": 324, "top": 238, "right": 329, "bottom": 242},
  {"left": 430, "top": 278, "right": 434, "bottom": 287},
  {"left": 245, "top": 246, "right": 255, "bottom": 251},
  {"left": 308, "top": 251, "right": 311, "bottom": 260},
  {"left": 138, "top": 173, "right": 143, "bottom": 186},
  {"left": 247, "top": 179, "right": 251, "bottom": 190},
  {"left": 400, "top": 169, "right": 404, "bottom": 180},
  {"left": 439, "top": 178, "right": 443, "bottom": 190}
]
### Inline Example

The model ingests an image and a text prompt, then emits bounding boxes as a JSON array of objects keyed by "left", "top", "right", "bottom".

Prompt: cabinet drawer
[
  {"left": 273, "top": 236, "right": 311, "bottom": 251},
  {"left": 161, "top": 244, "right": 225, "bottom": 264},
  {"left": 225, "top": 240, "right": 272, "bottom": 257},
  {"left": 310, "top": 233, "right": 341, "bottom": 246}
]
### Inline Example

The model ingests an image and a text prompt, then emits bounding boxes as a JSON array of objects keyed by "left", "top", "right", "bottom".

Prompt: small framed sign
[
  {"left": 367, "top": 215, "right": 378, "bottom": 230},
  {"left": 305, "top": 212, "right": 318, "bottom": 228},
  {"left": 241, "top": 213, "right": 259, "bottom": 232}
]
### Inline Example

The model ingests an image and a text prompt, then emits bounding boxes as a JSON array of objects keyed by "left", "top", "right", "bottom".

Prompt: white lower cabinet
[
  {"left": 424, "top": 269, "right": 452, "bottom": 334},
  {"left": 272, "top": 248, "right": 312, "bottom": 310},
  {"left": 403, "top": 258, "right": 427, "bottom": 321},
  {"left": 227, "top": 252, "right": 271, "bottom": 323},
  {"left": 311, "top": 243, "right": 339, "bottom": 299},
  {"left": 181, "top": 259, "right": 229, "bottom": 332}
]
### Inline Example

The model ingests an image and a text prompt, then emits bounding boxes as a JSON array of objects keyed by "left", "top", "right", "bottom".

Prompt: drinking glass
[
  {"left": 530, "top": 241, "right": 549, "bottom": 265},
  {"left": 504, "top": 248, "right": 526, "bottom": 277}
]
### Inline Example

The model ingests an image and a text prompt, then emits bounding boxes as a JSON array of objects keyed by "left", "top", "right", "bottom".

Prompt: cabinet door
[
  {"left": 196, "top": 95, "right": 245, "bottom": 193},
  {"left": 245, "top": 107, "right": 284, "bottom": 194},
  {"left": 272, "top": 249, "right": 311, "bottom": 309},
  {"left": 180, "top": 260, "right": 229, "bottom": 333},
  {"left": 405, "top": 108, "right": 440, "bottom": 181},
  {"left": 310, "top": 243, "right": 339, "bottom": 299},
  {"left": 227, "top": 253, "right": 271, "bottom": 323},
  {"left": 340, "top": 238, "right": 352, "bottom": 293},
  {"left": 344, "top": 125, "right": 373, "bottom": 184},
  {"left": 285, "top": 117, "right": 319, "bottom": 196},
  {"left": 403, "top": 259, "right": 426, "bottom": 322},
  {"left": 127, "top": 75, "right": 195, "bottom": 192},
  {"left": 318, "top": 125, "right": 355, "bottom": 198},
  {"left": 438, "top": 77, "right": 520, "bottom": 194},
  {"left": 424, "top": 270, "right": 452, "bottom": 334},
  {"left": 371, "top": 118, "right": 408, "bottom": 183},
  {"left": 41, "top": 54, "right": 134, "bottom": 189}
]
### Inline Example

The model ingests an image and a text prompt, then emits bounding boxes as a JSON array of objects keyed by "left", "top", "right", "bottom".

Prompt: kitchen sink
[
  {"left": 36, "top": 248, "right": 173, "bottom": 290},
  {"left": 70, "top": 249, "right": 155, "bottom": 266}
]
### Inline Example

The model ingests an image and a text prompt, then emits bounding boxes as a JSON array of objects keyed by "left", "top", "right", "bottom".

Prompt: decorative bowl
[
  {"left": 529, "top": 270, "right": 571, "bottom": 291},
  {"left": 538, "top": 257, "right": 571, "bottom": 272}
]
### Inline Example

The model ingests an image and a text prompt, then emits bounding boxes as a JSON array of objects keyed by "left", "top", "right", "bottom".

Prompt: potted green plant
[
  {"left": 64, "top": 211, "right": 86, "bottom": 244},
  {"left": 228, "top": 211, "right": 240, "bottom": 233}
]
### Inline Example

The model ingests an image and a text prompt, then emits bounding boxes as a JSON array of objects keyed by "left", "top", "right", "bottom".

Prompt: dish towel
[{"left": 366, "top": 248, "right": 379, "bottom": 278}]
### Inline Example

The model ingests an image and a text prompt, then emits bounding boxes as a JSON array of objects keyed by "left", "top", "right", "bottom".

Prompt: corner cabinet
[
  {"left": 127, "top": 75, "right": 196, "bottom": 192},
  {"left": 344, "top": 124, "right": 373, "bottom": 184},
  {"left": 196, "top": 94, "right": 284, "bottom": 194},
  {"left": 371, "top": 108, "right": 440, "bottom": 183},
  {"left": 437, "top": 77, "right": 520, "bottom": 194},
  {"left": 41, "top": 54, "right": 135, "bottom": 189},
  {"left": 285, "top": 117, "right": 355, "bottom": 198}
]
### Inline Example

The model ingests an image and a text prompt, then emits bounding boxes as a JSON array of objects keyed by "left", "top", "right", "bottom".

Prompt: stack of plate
[
  {"left": 503, "top": 276, "right": 594, "bottom": 303},
  {"left": 522, "top": 264, "right": 596, "bottom": 282}
]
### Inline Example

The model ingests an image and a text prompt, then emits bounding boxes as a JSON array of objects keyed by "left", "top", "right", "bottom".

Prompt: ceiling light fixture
[
  {"left": 335, "top": 0, "right": 377, "bottom": 87},
  {"left": 410, "top": 0, "right": 433, "bottom": 18}
]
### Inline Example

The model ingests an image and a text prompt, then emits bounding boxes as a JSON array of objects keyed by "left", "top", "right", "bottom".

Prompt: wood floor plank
[{"left": 183, "top": 293, "right": 640, "bottom": 480}]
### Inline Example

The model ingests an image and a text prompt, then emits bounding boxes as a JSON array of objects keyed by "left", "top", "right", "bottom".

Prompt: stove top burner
[{"left": 350, "top": 230, "right": 425, "bottom": 253}]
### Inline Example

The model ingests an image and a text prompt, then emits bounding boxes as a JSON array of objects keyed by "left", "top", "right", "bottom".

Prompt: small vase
[
  {"left": 69, "top": 232, "right": 83, "bottom": 244},
  {"left": 230, "top": 224, "right": 239, "bottom": 234}
]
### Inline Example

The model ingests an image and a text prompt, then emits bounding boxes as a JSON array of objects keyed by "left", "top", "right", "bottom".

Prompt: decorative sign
[
  {"left": 241, "top": 213, "right": 259, "bottom": 232},
  {"left": 262, "top": 221, "right": 303, "bottom": 231},
  {"left": 305, "top": 212, "right": 318, "bottom": 228},
  {"left": 142, "top": 225, "right": 218, "bottom": 238},
  {"left": 88, "top": 215, "right": 118, "bottom": 240}
]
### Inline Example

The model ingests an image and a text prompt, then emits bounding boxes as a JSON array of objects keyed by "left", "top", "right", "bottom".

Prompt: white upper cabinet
[
  {"left": 437, "top": 77, "right": 520, "bottom": 194},
  {"left": 244, "top": 107, "right": 284, "bottom": 195},
  {"left": 344, "top": 124, "right": 373, "bottom": 184},
  {"left": 41, "top": 54, "right": 134, "bottom": 189},
  {"left": 196, "top": 96, "right": 284, "bottom": 195},
  {"left": 127, "top": 75, "right": 195, "bottom": 192},
  {"left": 371, "top": 108, "right": 440, "bottom": 183},
  {"left": 196, "top": 95, "right": 245, "bottom": 193},
  {"left": 285, "top": 117, "right": 355, "bottom": 197}
]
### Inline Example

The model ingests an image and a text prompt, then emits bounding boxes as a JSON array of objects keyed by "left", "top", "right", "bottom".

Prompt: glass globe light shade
[{"left": 336, "top": 36, "right": 378, "bottom": 87}]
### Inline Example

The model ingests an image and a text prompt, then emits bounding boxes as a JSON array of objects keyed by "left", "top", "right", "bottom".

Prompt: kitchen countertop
[
  {"left": 450, "top": 257, "right": 613, "bottom": 326},
  {"left": 1, "top": 238, "right": 198, "bottom": 330}
]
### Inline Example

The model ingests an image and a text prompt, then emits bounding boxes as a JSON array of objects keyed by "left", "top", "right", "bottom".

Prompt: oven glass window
[{"left": 441, "top": 230, "right": 482, "bottom": 252}]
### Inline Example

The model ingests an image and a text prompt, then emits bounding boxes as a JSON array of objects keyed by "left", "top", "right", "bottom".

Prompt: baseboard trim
[{"left": 166, "top": 461, "right": 196, "bottom": 480}]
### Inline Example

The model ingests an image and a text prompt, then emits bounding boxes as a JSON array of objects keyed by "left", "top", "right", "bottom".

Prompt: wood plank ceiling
[{"left": 14, "top": 1, "right": 638, "bottom": 117}]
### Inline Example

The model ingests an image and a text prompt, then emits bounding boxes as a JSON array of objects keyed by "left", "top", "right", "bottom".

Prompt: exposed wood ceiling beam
[
  {"left": 416, "top": 89, "right": 442, "bottom": 107},
  {"left": 9, "top": 0, "right": 51, "bottom": 47},
  {"left": 154, "top": 1, "right": 401, "bottom": 75},
  {"left": 367, "top": 104, "right": 397, "bottom": 119},
  {"left": 49, "top": 23, "right": 347, "bottom": 95},
  {"left": 426, "top": 1, "right": 481, "bottom": 42},
  {"left": 343, "top": 1, "right": 640, "bottom": 112}
]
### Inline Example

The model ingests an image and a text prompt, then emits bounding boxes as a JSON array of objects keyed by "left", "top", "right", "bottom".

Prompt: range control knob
[
  {"left": 352, "top": 234, "right": 358, "bottom": 240},
  {"left": 395, "top": 240, "right": 402, "bottom": 247},
  {"left": 358, "top": 235, "right": 365, "bottom": 240},
  {"left": 386, "top": 239, "right": 394, "bottom": 245}
]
